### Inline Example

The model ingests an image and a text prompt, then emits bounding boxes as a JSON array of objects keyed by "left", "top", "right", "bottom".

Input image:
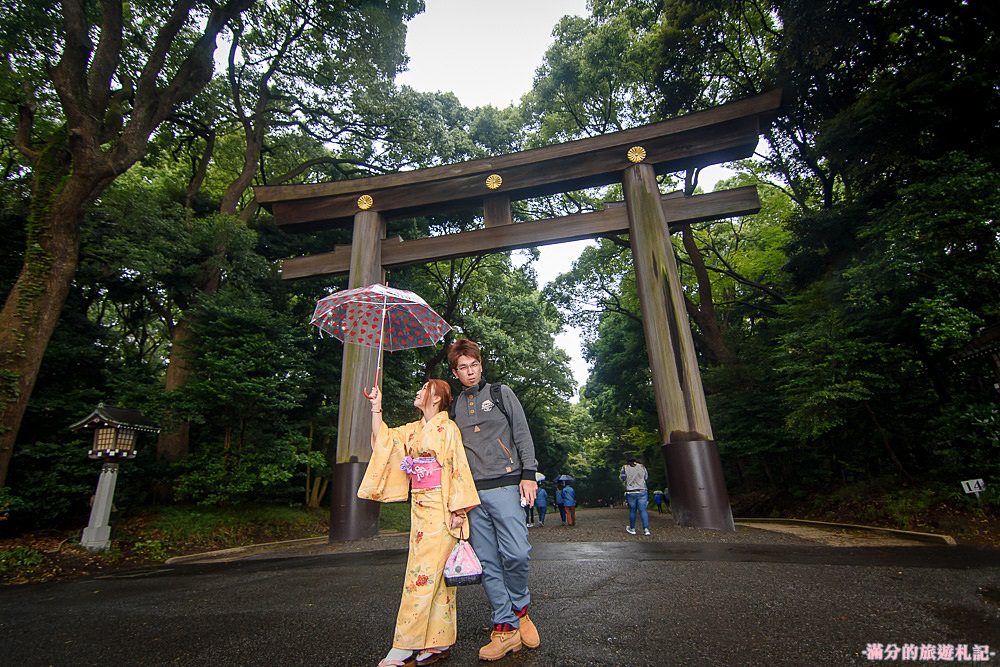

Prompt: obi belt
[{"left": 401, "top": 456, "right": 442, "bottom": 489}]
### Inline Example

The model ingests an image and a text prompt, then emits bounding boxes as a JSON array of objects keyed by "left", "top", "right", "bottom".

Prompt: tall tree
[
  {"left": 148, "top": 0, "right": 422, "bottom": 460},
  {"left": 0, "top": 0, "right": 254, "bottom": 486}
]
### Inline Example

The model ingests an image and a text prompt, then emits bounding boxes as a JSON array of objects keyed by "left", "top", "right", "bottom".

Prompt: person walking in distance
[
  {"left": 534, "top": 484, "right": 548, "bottom": 527},
  {"left": 652, "top": 489, "right": 665, "bottom": 514},
  {"left": 621, "top": 457, "right": 651, "bottom": 536},
  {"left": 561, "top": 480, "right": 577, "bottom": 526},
  {"left": 555, "top": 482, "right": 566, "bottom": 525},
  {"left": 447, "top": 339, "right": 540, "bottom": 661}
]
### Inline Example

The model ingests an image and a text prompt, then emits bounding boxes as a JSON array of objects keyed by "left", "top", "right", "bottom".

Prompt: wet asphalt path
[{"left": 1, "top": 510, "right": 998, "bottom": 666}]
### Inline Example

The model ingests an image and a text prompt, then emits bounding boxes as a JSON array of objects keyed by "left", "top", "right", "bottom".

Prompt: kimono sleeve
[
  {"left": 357, "top": 421, "right": 412, "bottom": 503},
  {"left": 441, "top": 421, "right": 480, "bottom": 539}
]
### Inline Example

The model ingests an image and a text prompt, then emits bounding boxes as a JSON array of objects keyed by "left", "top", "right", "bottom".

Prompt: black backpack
[{"left": 450, "top": 382, "right": 511, "bottom": 430}]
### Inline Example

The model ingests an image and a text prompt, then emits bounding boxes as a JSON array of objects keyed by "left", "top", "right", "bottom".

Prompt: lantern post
[{"left": 70, "top": 404, "right": 159, "bottom": 552}]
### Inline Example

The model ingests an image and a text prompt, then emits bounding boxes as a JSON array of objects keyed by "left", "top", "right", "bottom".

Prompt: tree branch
[
  {"left": 14, "top": 103, "right": 39, "bottom": 162},
  {"left": 87, "top": 0, "right": 124, "bottom": 117}
]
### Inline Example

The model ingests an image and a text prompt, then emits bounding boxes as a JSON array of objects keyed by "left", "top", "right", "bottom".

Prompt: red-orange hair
[{"left": 426, "top": 378, "right": 453, "bottom": 414}]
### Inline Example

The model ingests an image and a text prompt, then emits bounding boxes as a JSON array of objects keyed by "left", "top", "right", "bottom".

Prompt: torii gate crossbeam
[{"left": 255, "top": 90, "right": 783, "bottom": 541}]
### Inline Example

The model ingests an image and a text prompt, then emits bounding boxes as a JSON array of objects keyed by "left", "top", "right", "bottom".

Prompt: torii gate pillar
[
  {"left": 624, "top": 164, "right": 735, "bottom": 531},
  {"left": 329, "top": 210, "right": 385, "bottom": 541}
]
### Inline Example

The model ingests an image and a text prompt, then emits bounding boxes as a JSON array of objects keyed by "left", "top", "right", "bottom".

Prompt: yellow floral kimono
[{"left": 357, "top": 409, "right": 480, "bottom": 651}]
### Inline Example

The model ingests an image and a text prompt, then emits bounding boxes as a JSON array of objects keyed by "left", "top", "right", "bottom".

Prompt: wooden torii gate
[{"left": 255, "top": 90, "right": 782, "bottom": 540}]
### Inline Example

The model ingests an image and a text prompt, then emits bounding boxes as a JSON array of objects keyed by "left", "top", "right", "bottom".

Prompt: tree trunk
[
  {"left": 157, "top": 318, "right": 193, "bottom": 461},
  {"left": 308, "top": 477, "right": 329, "bottom": 508},
  {"left": 863, "top": 403, "right": 913, "bottom": 483},
  {"left": 680, "top": 225, "right": 734, "bottom": 365},
  {"left": 0, "top": 154, "right": 105, "bottom": 486}
]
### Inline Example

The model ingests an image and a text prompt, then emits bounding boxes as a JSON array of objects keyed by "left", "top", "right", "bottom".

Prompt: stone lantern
[{"left": 70, "top": 404, "right": 159, "bottom": 551}]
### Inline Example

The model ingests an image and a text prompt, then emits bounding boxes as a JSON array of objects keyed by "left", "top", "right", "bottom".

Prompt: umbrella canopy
[
  {"left": 311, "top": 283, "right": 451, "bottom": 351},
  {"left": 311, "top": 283, "right": 451, "bottom": 386},
  {"left": 556, "top": 474, "right": 575, "bottom": 483}
]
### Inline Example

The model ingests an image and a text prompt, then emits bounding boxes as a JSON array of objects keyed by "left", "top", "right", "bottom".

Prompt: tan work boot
[
  {"left": 518, "top": 613, "right": 540, "bottom": 649},
  {"left": 478, "top": 629, "right": 522, "bottom": 661}
]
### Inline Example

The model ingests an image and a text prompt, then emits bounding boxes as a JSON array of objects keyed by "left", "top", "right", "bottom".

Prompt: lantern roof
[
  {"left": 951, "top": 323, "right": 1000, "bottom": 365},
  {"left": 70, "top": 404, "right": 160, "bottom": 433}
]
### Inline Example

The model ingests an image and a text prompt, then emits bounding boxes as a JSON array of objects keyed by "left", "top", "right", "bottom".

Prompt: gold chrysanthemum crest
[
  {"left": 357, "top": 194, "right": 374, "bottom": 210},
  {"left": 485, "top": 174, "right": 503, "bottom": 190},
  {"left": 627, "top": 146, "right": 647, "bottom": 163}
]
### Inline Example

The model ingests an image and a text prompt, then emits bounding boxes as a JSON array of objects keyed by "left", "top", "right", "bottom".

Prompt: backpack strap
[
  {"left": 451, "top": 382, "right": 512, "bottom": 431},
  {"left": 490, "top": 382, "right": 512, "bottom": 430}
]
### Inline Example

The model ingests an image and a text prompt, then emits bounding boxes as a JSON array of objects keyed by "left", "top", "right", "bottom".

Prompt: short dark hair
[{"left": 447, "top": 339, "right": 482, "bottom": 369}]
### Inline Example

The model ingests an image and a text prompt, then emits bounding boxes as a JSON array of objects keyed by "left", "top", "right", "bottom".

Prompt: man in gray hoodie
[
  {"left": 621, "top": 457, "right": 651, "bottom": 536},
  {"left": 448, "top": 339, "right": 539, "bottom": 661}
]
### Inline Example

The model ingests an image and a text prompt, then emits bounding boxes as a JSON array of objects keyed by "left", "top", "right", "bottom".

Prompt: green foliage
[
  {"left": 526, "top": 3, "right": 661, "bottom": 140},
  {"left": 131, "top": 539, "right": 169, "bottom": 562},
  {"left": 531, "top": 0, "right": 1000, "bottom": 509},
  {"left": 0, "top": 486, "right": 22, "bottom": 523},
  {"left": 378, "top": 502, "right": 411, "bottom": 533},
  {"left": 171, "top": 433, "right": 311, "bottom": 506},
  {"left": 930, "top": 401, "right": 1000, "bottom": 482},
  {"left": 652, "top": 0, "right": 780, "bottom": 116},
  {"left": 0, "top": 546, "right": 44, "bottom": 575},
  {"left": 139, "top": 505, "right": 327, "bottom": 549},
  {"left": 4, "top": 441, "right": 95, "bottom": 528}
]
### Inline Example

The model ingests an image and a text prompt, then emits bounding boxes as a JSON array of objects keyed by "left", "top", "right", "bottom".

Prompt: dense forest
[{"left": 1, "top": 0, "right": 997, "bottom": 534}]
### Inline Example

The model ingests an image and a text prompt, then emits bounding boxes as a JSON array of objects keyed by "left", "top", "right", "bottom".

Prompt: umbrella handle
[{"left": 362, "top": 367, "right": 382, "bottom": 400}]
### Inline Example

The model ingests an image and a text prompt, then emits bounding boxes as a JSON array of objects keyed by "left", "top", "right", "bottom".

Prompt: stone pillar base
[
  {"left": 80, "top": 525, "right": 112, "bottom": 552},
  {"left": 329, "top": 462, "right": 380, "bottom": 542},
  {"left": 662, "top": 439, "right": 735, "bottom": 531}
]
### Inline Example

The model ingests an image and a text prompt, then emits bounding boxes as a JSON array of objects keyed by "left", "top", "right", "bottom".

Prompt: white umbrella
[{"left": 311, "top": 283, "right": 451, "bottom": 388}]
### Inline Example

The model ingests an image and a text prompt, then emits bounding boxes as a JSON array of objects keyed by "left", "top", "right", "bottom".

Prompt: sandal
[
  {"left": 416, "top": 647, "right": 451, "bottom": 666},
  {"left": 377, "top": 650, "right": 418, "bottom": 667}
]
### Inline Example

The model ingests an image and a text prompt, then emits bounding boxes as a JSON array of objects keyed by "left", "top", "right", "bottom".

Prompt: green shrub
[
  {"left": 0, "top": 546, "right": 45, "bottom": 575},
  {"left": 131, "top": 539, "right": 169, "bottom": 562},
  {"left": 4, "top": 441, "right": 94, "bottom": 528},
  {"left": 379, "top": 503, "right": 411, "bottom": 533}
]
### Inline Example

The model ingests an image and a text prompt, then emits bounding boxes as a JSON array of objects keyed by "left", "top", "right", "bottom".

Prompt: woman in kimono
[{"left": 358, "top": 379, "right": 480, "bottom": 667}]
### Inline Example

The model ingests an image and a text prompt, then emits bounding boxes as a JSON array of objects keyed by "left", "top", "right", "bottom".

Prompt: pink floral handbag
[{"left": 443, "top": 528, "right": 482, "bottom": 587}]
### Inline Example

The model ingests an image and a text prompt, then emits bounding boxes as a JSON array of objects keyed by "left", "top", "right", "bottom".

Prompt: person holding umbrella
[
  {"left": 448, "top": 339, "right": 540, "bottom": 661},
  {"left": 558, "top": 476, "right": 577, "bottom": 526},
  {"left": 653, "top": 489, "right": 666, "bottom": 513},
  {"left": 358, "top": 380, "right": 480, "bottom": 667},
  {"left": 555, "top": 482, "right": 566, "bottom": 525}
]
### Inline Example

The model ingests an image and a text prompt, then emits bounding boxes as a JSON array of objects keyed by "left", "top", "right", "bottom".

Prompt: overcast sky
[{"left": 396, "top": 0, "right": 590, "bottom": 109}]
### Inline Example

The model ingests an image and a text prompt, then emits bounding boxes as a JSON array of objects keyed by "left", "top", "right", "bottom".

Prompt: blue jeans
[
  {"left": 469, "top": 485, "right": 531, "bottom": 626},
  {"left": 626, "top": 491, "right": 649, "bottom": 530}
]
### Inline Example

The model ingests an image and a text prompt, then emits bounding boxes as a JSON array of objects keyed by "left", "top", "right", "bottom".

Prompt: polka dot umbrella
[{"left": 310, "top": 283, "right": 452, "bottom": 388}]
